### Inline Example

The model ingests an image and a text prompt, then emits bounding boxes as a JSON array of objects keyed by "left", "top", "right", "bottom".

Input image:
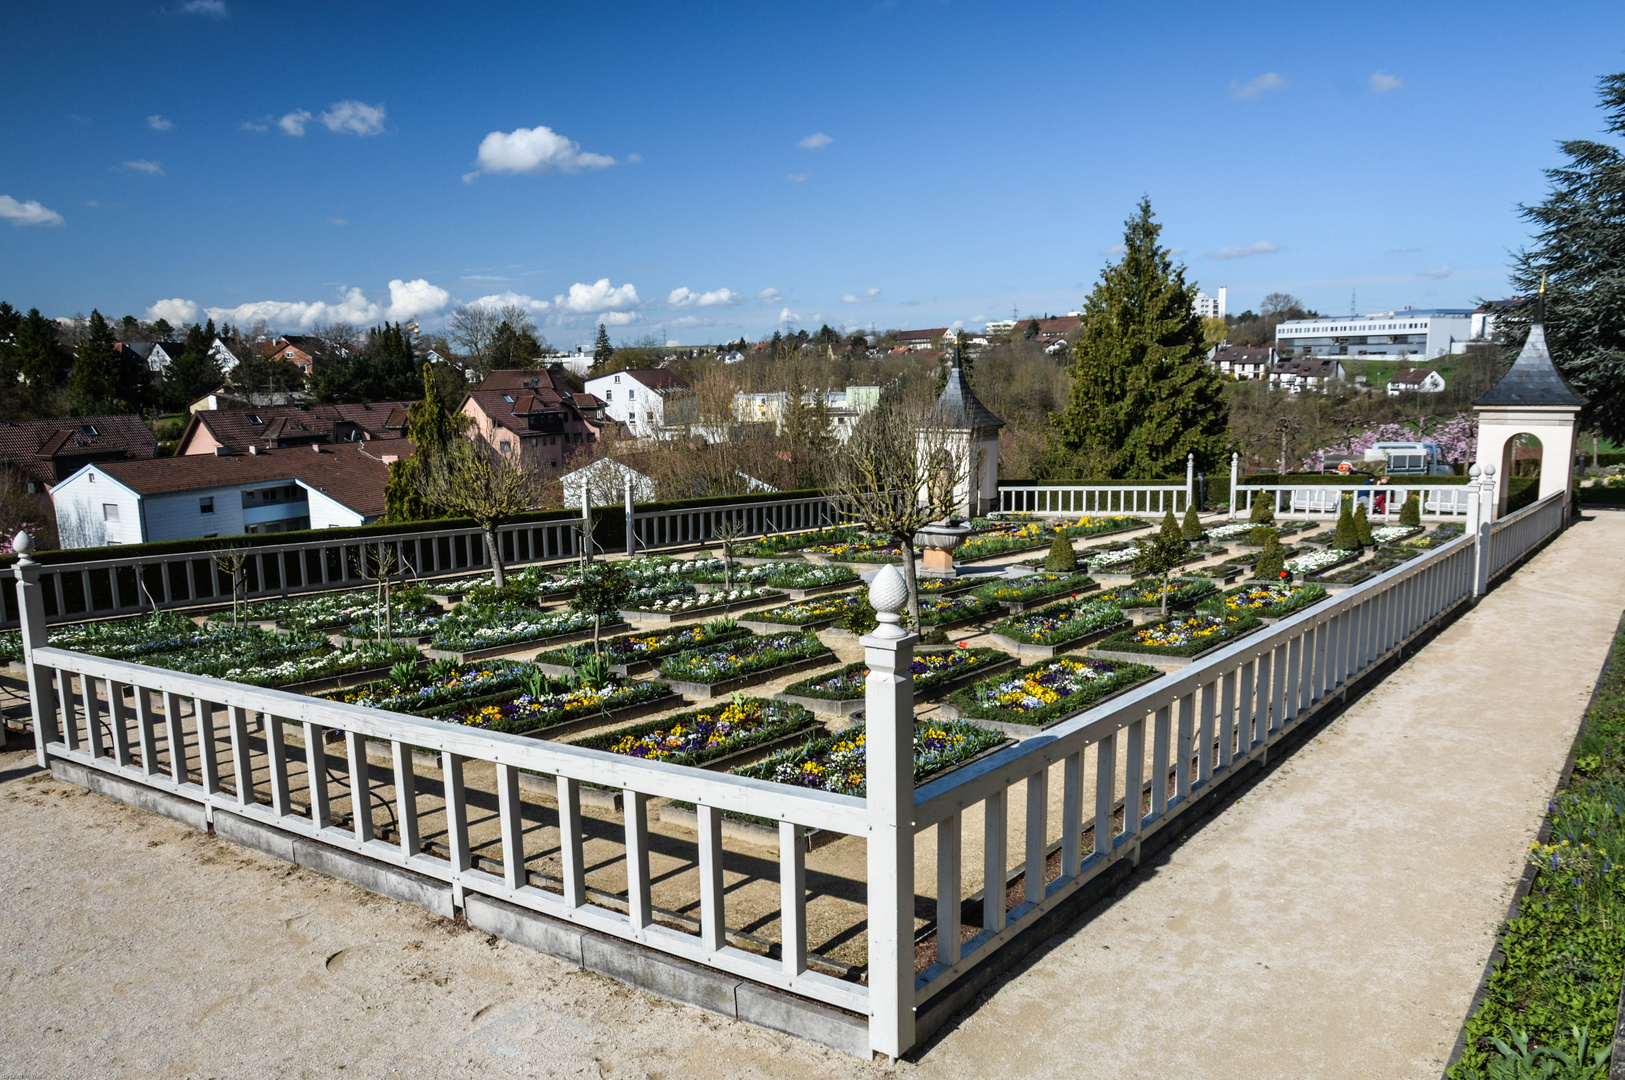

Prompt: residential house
[
  {"left": 255, "top": 335, "right": 345, "bottom": 376},
  {"left": 1386, "top": 368, "right": 1446, "bottom": 395},
  {"left": 582, "top": 368, "right": 695, "bottom": 438},
  {"left": 892, "top": 328, "right": 950, "bottom": 351},
  {"left": 1209, "top": 344, "right": 1276, "bottom": 380},
  {"left": 732, "top": 385, "right": 880, "bottom": 442},
  {"left": 1270, "top": 357, "right": 1345, "bottom": 393},
  {"left": 561, "top": 457, "right": 655, "bottom": 507},
  {"left": 50, "top": 440, "right": 404, "bottom": 548},
  {"left": 123, "top": 340, "right": 185, "bottom": 374},
  {"left": 208, "top": 337, "right": 243, "bottom": 374},
  {"left": 461, "top": 368, "right": 603, "bottom": 468},
  {"left": 0, "top": 415, "right": 158, "bottom": 495},
  {"left": 177, "top": 402, "right": 413, "bottom": 455}
]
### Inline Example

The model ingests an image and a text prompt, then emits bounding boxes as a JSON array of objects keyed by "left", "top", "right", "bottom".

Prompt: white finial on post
[
  {"left": 11, "top": 531, "right": 55, "bottom": 766},
  {"left": 1229, "top": 451, "right": 1240, "bottom": 521},
  {"left": 862, "top": 560, "right": 917, "bottom": 1057}
]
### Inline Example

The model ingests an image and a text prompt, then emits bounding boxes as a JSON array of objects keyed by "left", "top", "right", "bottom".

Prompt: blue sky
[{"left": 2, "top": 1, "right": 1622, "bottom": 348}]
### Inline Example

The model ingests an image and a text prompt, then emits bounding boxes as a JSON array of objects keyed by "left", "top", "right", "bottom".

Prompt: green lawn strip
[
  {"left": 780, "top": 647, "right": 1007, "bottom": 700},
  {"left": 1094, "top": 611, "right": 1263, "bottom": 658},
  {"left": 1448, "top": 618, "right": 1625, "bottom": 1078},
  {"left": 569, "top": 697, "right": 818, "bottom": 767},
  {"left": 944, "top": 655, "right": 1159, "bottom": 728}
]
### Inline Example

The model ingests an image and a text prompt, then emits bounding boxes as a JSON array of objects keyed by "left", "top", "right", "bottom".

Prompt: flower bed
[
  {"left": 246, "top": 588, "right": 441, "bottom": 633},
  {"left": 681, "top": 559, "right": 859, "bottom": 591},
  {"left": 218, "top": 638, "right": 422, "bottom": 688},
  {"left": 1310, "top": 548, "right": 1421, "bottom": 585},
  {"left": 122, "top": 625, "right": 389, "bottom": 683},
  {"left": 743, "top": 591, "right": 866, "bottom": 627},
  {"left": 572, "top": 697, "right": 818, "bottom": 767},
  {"left": 732, "top": 719, "right": 1004, "bottom": 797},
  {"left": 973, "top": 571, "right": 1096, "bottom": 607},
  {"left": 780, "top": 646, "right": 1008, "bottom": 701},
  {"left": 1100, "top": 577, "right": 1218, "bottom": 610},
  {"left": 1405, "top": 522, "right": 1466, "bottom": 550},
  {"left": 987, "top": 598, "right": 1126, "bottom": 647},
  {"left": 1285, "top": 548, "right": 1355, "bottom": 575},
  {"left": 622, "top": 585, "right": 779, "bottom": 615},
  {"left": 1080, "top": 543, "right": 1138, "bottom": 572},
  {"left": 443, "top": 679, "right": 671, "bottom": 736},
  {"left": 917, "top": 593, "right": 1002, "bottom": 627},
  {"left": 534, "top": 621, "right": 752, "bottom": 673},
  {"left": 802, "top": 536, "right": 916, "bottom": 563},
  {"left": 737, "top": 526, "right": 862, "bottom": 558},
  {"left": 944, "top": 655, "right": 1159, "bottom": 729},
  {"left": 1204, "top": 522, "right": 1260, "bottom": 541},
  {"left": 429, "top": 606, "right": 599, "bottom": 651},
  {"left": 1217, "top": 547, "right": 1303, "bottom": 571},
  {"left": 955, "top": 522, "right": 1051, "bottom": 561},
  {"left": 1201, "top": 582, "right": 1328, "bottom": 620},
  {"left": 1094, "top": 611, "right": 1261, "bottom": 658},
  {"left": 327, "top": 659, "right": 529, "bottom": 711},
  {"left": 1371, "top": 525, "right": 1422, "bottom": 543},
  {"left": 657, "top": 629, "right": 830, "bottom": 684},
  {"left": 0, "top": 610, "right": 208, "bottom": 664}
]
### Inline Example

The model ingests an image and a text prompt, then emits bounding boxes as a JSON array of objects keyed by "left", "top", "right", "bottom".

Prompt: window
[
  {"left": 613, "top": 375, "right": 621, "bottom": 384},
  {"left": 247, "top": 414, "right": 262, "bottom": 425},
  {"left": 81, "top": 424, "right": 98, "bottom": 436},
  {"left": 503, "top": 394, "right": 514, "bottom": 403},
  {"left": 500, "top": 440, "right": 512, "bottom": 453},
  {"left": 605, "top": 390, "right": 613, "bottom": 401},
  {"left": 102, "top": 503, "right": 119, "bottom": 521},
  {"left": 200, "top": 496, "right": 214, "bottom": 514},
  {"left": 628, "top": 389, "right": 636, "bottom": 400}
]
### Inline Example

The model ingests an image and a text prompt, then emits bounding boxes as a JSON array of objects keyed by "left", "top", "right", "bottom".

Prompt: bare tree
[
  {"left": 210, "top": 543, "right": 251, "bottom": 625},
  {"left": 361, "top": 542, "right": 403, "bottom": 639},
  {"left": 308, "top": 321, "right": 360, "bottom": 356},
  {"left": 447, "top": 305, "right": 502, "bottom": 378},
  {"left": 420, "top": 439, "right": 546, "bottom": 587},
  {"left": 826, "top": 396, "right": 966, "bottom": 632}
]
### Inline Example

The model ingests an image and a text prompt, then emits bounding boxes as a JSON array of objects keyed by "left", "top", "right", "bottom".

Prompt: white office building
[
  {"left": 1193, "top": 287, "right": 1227, "bottom": 319},
  {"left": 1275, "top": 309, "right": 1473, "bottom": 360}
]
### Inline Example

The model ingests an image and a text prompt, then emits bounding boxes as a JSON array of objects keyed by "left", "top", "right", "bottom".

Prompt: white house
[
  {"left": 582, "top": 368, "right": 694, "bottom": 438},
  {"left": 560, "top": 457, "right": 655, "bottom": 508},
  {"left": 49, "top": 441, "right": 400, "bottom": 548},
  {"left": 1386, "top": 368, "right": 1446, "bottom": 395},
  {"left": 208, "top": 337, "right": 241, "bottom": 374}
]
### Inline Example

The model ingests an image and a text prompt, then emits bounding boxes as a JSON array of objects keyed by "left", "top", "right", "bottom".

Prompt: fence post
[
  {"left": 580, "top": 486, "right": 593, "bottom": 567},
  {"left": 1472, "top": 464, "right": 1494, "bottom": 597},
  {"left": 1185, "top": 453, "right": 1195, "bottom": 513},
  {"left": 624, "top": 476, "right": 635, "bottom": 558},
  {"left": 863, "top": 564, "right": 918, "bottom": 1059},
  {"left": 13, "top": 532, "right": 53, "bottom": 767},
  {"left": 1229, "top": 452, "right": 1239, "bottom": 520}
]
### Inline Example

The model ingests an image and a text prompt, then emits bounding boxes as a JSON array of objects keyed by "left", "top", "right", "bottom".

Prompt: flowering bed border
[
  {"left": 659, "top": 650, "right": 836, "bottom": 700},
  {"left": 425, "top": 621, "right": 631, "bottom": 664},
  {"left": 940, "top": 656, "right": 1159, "bottom": 733},
  {"left": 618, "top": 592, "right": 785, "bottom": 625},
  {"left": 1091, "top": 610, "right": 1263, "bottom": 664},
  {"left": 987, "top": 621, "right": 1131, "bottom": 663},
  {"left": 437, "top": 685, "right": 682, "bottom": 740},
  {"left": 532, "top": 624, "right": 754, "bottom": 678},
  {"left": 736, "top": 590, "right": 865, "bottom": 632},
  {"left": 775, "top": 647, "right": 1015, "bottom": 716},
  {"left": 975, "top": 573, "right": 1099, "bottom": 613},
  {"left": 279, "top": 656, "right": 430, "bottom": 696},
  {"left": 569, "top": 698, "right": 820, "bottom": 770},
  {"left": 1200, "top": 582, "right": 1330, "bottom": 623}
]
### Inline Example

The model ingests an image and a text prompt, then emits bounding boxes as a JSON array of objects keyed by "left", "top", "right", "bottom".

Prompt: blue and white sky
[{"left": 2, "top": 1, "right": 1622, "bottom": 347}]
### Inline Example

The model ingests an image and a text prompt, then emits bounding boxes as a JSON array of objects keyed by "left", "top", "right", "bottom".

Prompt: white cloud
[
  {"left": 843, "top": 288, "right": 881, "bottom": 303},
  {"left": 1207, "top": 240, "right": 1284, "bottom": 260},
  {"left": 627, "top": 152, "right": 643, "bottom": 163},
  {"left": 146, "top": 298, "right": 200, "bottom": 323},
  {"left": 1370, "top": 70, "right": 1404, "bottom": 94},
  {"left": 665, "top": 339, "right": 681, "bottom": 347},
  {"left": 278, "top": 109, "right": 312, "bottom": 136},
  {"left": 785, "top": 173, "right": 808, "bottom": 182},
  {"left": 1229, "top": 72, "right": 1288, "bottom": 100},
  {"left": 178, "top": 0, "right": 227, "bottom": 17},
  {"left": 777, "top": 307, "right": 800, "bottom": 327},
  {"left": 320, "top": 100, "right": 386, "bottom": 136},
  {"left": 757, "top": 288, "right": 782, "bottom": 305},
  {"left": 470, "top": 290, "right": 552, "bottom": 315},
  {"left": 1418, "top": 263, "right": 1452, "bottom": 280},
  {"left": 120, "top": 159, "right": 165, "bottom": 176},
  {"left": 667, "top": 286, "right": 742, "bottom": 309},
  {"left": 239, "top": 119, "right": 268, "bottom": 132},
  {"left": 325, "top": 217, "right": 348, "bottom": 226},
  {"left": 147, "top": 115, "right": 174, "bottom": 131},
  {"left": 385, "top": 278, "right": 451, "bottom": 321},
  {"left": 599, "top": 311, "right": 639, "bottom": 326},
  {"left": 1099, "top": 243, "right": 1126, "bottom": 256},
  {"left": 1169, "top": 246, "right": 1188, "bottom": 256},
  {"left": 554, "top": 278, "right": 640, "bottom": 314},
  {"left": 797, "top": 132, "right": 833, "bottom": 150},
  {"left": 0, "top": 195, "right": 64, "bottom": 227},
  {"left": 465, "top": 124, "right": 615, "bottom": 182}
]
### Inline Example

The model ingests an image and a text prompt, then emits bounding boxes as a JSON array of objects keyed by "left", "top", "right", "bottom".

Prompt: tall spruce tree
[
  {"left": 15, "top": 308, "right": 66, "bottom": 414},
  {"left": 162, "top": 322, "right": 223, "bottom": 409},
  {"left": 1501, "top": 71, "right": 1625, "bottom": 440},
  {"left": 1051, "top": 198, "right": 1230, "bottom": 478},
  {"left": 69, "top": 310, "right": 120, "bottom": 411},
  {"left": 591, "top": 323, "right": 614, "bottom": 372}
]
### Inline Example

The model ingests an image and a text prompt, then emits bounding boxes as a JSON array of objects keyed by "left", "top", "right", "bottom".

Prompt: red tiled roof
[
  {"left": 178, "top": 402, "right": 413, "bottom": 455},
  {"left": 619, "top": 368, "right": 691, "bottom": 392},
  {"left": 94, "top": 441, "right": 407, "bottom": 516},
  {"left": 0, "top": 414, "right": 157, "bottom": 486},
  {"left": 1389, "top": 368, "right": 1437, "bottom": 385},
  {"left": 477, "top": 369, "right": 575, "bottom": 393}
]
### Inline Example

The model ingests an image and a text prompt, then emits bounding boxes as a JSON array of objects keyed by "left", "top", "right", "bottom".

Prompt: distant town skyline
[{"left": 2, "top": 0, "right": 1623, "bottom": 346}]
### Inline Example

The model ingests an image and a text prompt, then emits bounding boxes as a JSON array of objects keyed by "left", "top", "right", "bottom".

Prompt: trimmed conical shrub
[
  {"left": 1181, "top": 503, "right": 1203, "bottom": 541},
  {"left": 1249, "top": 493, "right": 1276, "bottom": 524},
  {"left": 1255, "top": 531, "right": 1285, "bottom": 579},
  {"left": 1399, "top": 491, "right": 1421, "bottom": 527},
  {"left": 1160, "top": 508, "right": 1181, "bottom": 543},
  {"left": 1353, "top": 501, "right": 1375, "bottom": 546},
  {"left": 1044, "top": 532, "right": 1078, "bottom": 571},
  {"left": 1333, "top": 498, "right": 1360, "bottom": 550}
]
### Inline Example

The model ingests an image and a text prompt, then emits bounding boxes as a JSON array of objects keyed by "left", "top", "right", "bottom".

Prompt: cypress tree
[
  {"left": 1255, "top": 531, "right": 1286, "bottom": 580},
  {"left": 1051, "top": 198, "right": 1230, "bottom": 478},
  {"left": 1353, "top": 501, "right": 1375, "bottom": 546},
  {"left": 1399, "top": 491, "right": 1422, "bottom": 527},
  {"left": 1159, "top": 507, "right": 1181, "bottom": 543},
  {"left": 385, "top": 363, "right": 466, "bottom": 523},
  {"left": 1181, "top": 502, "right": 1203, "bottom": 541},
  {"left": 1043, "top": 532, "right": 1078, "bottom": 572},
  {"left": 1502, "top": 72, "right": 1625, "bottom": 440},
  {"left": 1333, "top": 499, "right": 1360, "bottom": 551}
]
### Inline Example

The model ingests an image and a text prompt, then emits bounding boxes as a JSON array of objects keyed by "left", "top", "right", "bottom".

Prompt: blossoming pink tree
[{"left": 1301, "top": 413, "right": 1478, "bottom": 470}]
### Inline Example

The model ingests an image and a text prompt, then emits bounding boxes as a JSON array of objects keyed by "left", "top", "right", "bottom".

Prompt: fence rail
[
  {"left": 625, "top": 492, "right": 844, "bottom": 557},
  {"left": 13, "top": 486, "right": 1571, "bottom": 1058},
  {"left": 1230, "top": 483, "right": 1472, "bottom": 521}
]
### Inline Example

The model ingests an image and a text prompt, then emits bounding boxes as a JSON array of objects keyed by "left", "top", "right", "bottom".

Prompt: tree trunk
[
  {"left": 385, "top": 581, "right": 393, "bottom": 639},
  {"left": 484, "top": 526, "right": 506, "bottom": 587},
  {"left": 593, "top": 613, "right": 601, "bottom": 655},
  {"left": 899, "top": 537, "right": 922, "bottom": 635}
]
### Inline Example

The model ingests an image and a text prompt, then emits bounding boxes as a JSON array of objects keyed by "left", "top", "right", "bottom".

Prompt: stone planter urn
[{"left": 913, "top": 519, "right": 974, "bottom": 577}]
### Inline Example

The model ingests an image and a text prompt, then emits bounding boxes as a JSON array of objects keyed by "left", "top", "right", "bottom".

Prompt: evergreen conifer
[
  {"left": 591, "top": 324, "right": 614, "bottom": 372},
  {"left": 69, "top": 310, "right": 120, "bottom": 411},
  {"left": 1249, "top": 492, "right": 1276, "bottom": 524},
  {"left": 1181, "top": 502, "right": 1203, "bottom": 541},
  {"left": 1255, "top": 531, "right": 1286, "bottom": 580},
  {"left": 14, "top": 308, "right": 66, "bottom": 412},
  {"left": 1353, "top": 500, "right": 1375, "bottom": 546},
  {"left": 385, "top": 363, "right": 466, "bottom": 522},
  {"left": 1044, "top": 532, "right": 1078, "bottom": 572},
  {"left": 1159, "top": 507, "right": 1181, "bottom": 543},
  {"left": 1399, "top": 491, "right": 1422, "bottom": 527},
  {"left": 1050, "top": 198, "right": 1230, "bottom": 478},
  {"left": 1333, "top": 498, "right": 1360, "bottom": 550}
]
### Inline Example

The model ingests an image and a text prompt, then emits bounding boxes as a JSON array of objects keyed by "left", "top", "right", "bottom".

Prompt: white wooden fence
[
  {"left": 14, "top": 487, "right": 1569, "bottom": 1059},
  {"left": 997, "top": 455, "right": 1194, "bottom": 516},
  {"left": 1227, "top": 452, "right": 1472, "bottom": 521}
]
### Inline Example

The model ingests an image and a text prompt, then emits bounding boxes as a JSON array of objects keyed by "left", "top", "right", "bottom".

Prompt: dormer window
[
  {"left": 247, "top": 414, "right": 262, "bottom": 425},
  {"left": 81, "top": 424, "right": 98, "bottom": 436}
]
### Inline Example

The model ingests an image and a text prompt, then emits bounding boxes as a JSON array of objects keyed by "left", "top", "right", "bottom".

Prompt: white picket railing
[
  {"left": 998, "top": 454, "right": 1194, "bottom": 516},
  {"left": 1225, "top": 451, "right": 1472, "bottom": 521},
  {"left": 14, "top": 486, "right": 1570, "bottom": 1059}
]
